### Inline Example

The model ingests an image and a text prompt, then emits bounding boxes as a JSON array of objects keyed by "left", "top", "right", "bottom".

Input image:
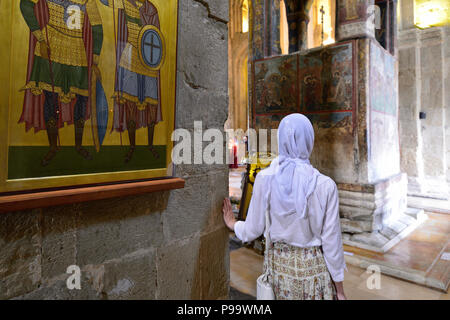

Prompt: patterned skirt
[{"left": 266, "top": 242, "right": 337, "bottom": 300}]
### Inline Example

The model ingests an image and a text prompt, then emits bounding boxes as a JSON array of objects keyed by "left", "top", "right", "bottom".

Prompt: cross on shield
[{"left": 139, "top": 26, "right": 165, "bottom": 69}]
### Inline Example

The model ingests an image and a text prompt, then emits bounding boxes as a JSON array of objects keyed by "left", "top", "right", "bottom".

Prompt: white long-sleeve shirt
[{"left": 234, "top": 168, "right": 346, "bottom": 282}]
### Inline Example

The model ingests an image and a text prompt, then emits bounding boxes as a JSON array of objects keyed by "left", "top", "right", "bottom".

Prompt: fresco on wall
[
  {"left": 368, "top": 40, "right": 400, "bottom": 181},
  {"left": 249, "top": 41, "right": 358, "bottom": 182},
  {"left": 251, "top": 41, "right": 355, "bottom": 133},
  {"left": 305, "top": 112, "right": 353, "bottom": 129},
  {"left": 298, "top": 41, "right": 355, "bottom": 132},
  {"left": 255, "top": 114, "right": 283, "bottom": 131},
  {"left": 1, "top": 0, "right": 179, "bottom": 192},
  {"left": 369, "top": 40, "right": 397, "bottom": 117},
  {"left": 299, "top": 42, "right": 354, "bottom": 112},
  {"left": 251, "top": 0, "right": 265, "bottom": 60},
  {"left": 269, "top": 0, "right": 282, "bottom": 55},
  {"left": 254, "top": 55, "right": 299, "bottom": 115}
]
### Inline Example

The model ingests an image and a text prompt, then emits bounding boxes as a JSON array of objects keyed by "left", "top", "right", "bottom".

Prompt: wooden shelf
[{"left": 0, "top": 177, "right": 185, "bottom": 214}]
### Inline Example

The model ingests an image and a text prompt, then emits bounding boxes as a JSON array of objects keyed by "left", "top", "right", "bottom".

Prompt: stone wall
[
  {"left": 0, "top": 0, "right": 229, "bottom": 300},
  {"left": 397, "top": 0, "right": 449, "bottom": 199},
  {"left": 444, "top": 27, "right": 450, "bottom": 184}
]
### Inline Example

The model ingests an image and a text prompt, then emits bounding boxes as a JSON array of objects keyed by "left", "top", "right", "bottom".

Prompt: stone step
[
  {"left": 350, "top": 232, "right": 390, "bottom": 248},
  {"left": 340, "top": 218, "right": 372, "bottom": 233}
]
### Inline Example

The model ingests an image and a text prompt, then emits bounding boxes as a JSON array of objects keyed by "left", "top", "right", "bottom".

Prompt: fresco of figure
[
  {"left": 19, "top": 0, "right": 103, "bottom": 166},
  {"left": 101, "top": 0, "right": 163, "bottom": 162}
]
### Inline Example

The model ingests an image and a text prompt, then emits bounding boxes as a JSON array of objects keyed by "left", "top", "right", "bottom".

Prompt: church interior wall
[{"left": 0, "top": 0, "right": 230, "bottom": 300}]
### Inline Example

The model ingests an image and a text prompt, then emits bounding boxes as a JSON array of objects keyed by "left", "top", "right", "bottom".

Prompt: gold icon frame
[{"left": 0, "top": 0, "right": 179, "bottom": 193}]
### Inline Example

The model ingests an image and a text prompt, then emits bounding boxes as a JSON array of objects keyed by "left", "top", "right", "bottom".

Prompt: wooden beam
[{"left": 0, "top": 178, "right": 185, "bottom": 214}]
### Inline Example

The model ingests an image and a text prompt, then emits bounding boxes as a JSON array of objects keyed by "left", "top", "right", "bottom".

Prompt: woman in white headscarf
[{"left": 223, "top": 113, "right": 346, "bottom": 300}]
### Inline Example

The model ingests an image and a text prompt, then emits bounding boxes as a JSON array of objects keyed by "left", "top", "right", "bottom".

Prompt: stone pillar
[
  {"left": 269, "top": 0, "right": 282, "bottom": 55},
  {"left": 335, "top": 38, "right": 415, "bottom": 252},
  {"left": 418, "top": 28, "right": 447, "bottom": 198},
  {"left": 250, "top": 0, "right": 282, "bottom": 60},
  {"left": 398, "top": 29, "right": 425, "bottom": 195},
  {"left": 398, "top": 12, "right": 449, "bottom": 199},
  {"left": 284, "top": 0, "right": 314, "bottom": 52},
  {"left": 398, "top": 0, "right": 414, "bottom": 30},
  {"left": 250, "top": 0, "right": 266, "bottom": 60},
  {"left": 445, "top": 27, "right": 450, "bottom": 184}
]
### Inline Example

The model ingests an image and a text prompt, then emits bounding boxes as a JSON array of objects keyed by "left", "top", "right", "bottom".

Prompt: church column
[
  {"left": 250, "top": 0, "right": 282, "bottom": 60},
  {"left": 418, "top": 28, "right": 447, "bottom": 198},
  {"left": 445, "top": 27, "right": 450, "bottom": 185},
  {"left": 398, "top": 29, "right": 425, "bottom": 195},
  {"left": 250, "top": 0, "right": 266, "bottom": 60},
  {"left": 397, "top": 0, "right": 449, "bottom": 199},
  {"left": 268, "top": 0, "right": 282, "bottom": 55},
  {"left": 284, "top": 0, "right": 314, "bottom": 52}
]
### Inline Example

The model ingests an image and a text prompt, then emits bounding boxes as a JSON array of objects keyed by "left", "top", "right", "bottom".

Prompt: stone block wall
[{"left": 0, "top": 0, "right": 229, "bottom": 300}]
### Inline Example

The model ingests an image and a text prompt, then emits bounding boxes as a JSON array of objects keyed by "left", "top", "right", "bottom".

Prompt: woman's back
[
  {"left": 224, "top": 113, "right": 346, "bottom": 300},
  {"left": 268, "top": 171, "right": 338, "bottom": 247}
]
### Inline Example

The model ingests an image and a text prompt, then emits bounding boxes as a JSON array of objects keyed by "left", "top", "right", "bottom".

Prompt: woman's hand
[{"left": 223, "top": 198, "right": 236, "bottom": 231}]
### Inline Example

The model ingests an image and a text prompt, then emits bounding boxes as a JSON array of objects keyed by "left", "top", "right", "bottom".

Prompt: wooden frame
[{"left": 0, "top": 177, "right": 185, "bottom": 214}]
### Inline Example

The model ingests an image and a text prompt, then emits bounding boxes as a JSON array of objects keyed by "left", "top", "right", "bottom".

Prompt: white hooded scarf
[
  {"left": 234, "top": 113, "right": 347, "bottom": 282},
  {"left": 269, "top": 113, "right": 320, "bottom": 219}
]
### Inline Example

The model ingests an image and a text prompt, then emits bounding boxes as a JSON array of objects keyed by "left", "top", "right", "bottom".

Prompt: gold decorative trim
[
  {"left": 21, "top": 81, "right": 89, "bottom": 103},
  {"left": 36, "top": 25, "right": 88, "bottom": 67},
  {"left": 113, "top": 91, "right": 159, "bottom": 110}
]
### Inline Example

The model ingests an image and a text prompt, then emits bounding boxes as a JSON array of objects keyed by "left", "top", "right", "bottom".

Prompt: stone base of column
[{"left": 338, "top": 173, "right": 428, "bottom": 253}]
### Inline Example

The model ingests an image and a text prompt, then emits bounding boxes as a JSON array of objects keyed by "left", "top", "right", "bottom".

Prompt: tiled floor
[
  {"left": 343, "top": 212, "right": 449, "bottom": 291},
  {"left": 230, "top": 246, "right": 450, "bottom": 300}
]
